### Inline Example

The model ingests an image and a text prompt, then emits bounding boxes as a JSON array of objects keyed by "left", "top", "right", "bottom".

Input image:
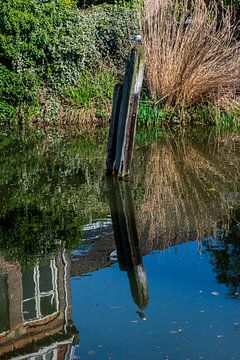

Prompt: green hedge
[{"left": 0, "top": 0, "right": 136, "bottom": 124}]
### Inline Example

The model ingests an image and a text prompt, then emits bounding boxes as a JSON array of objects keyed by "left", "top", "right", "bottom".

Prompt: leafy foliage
[
  {"left": 90, "top": 5, "right": 137, "bottom": 70},
  {"left": 0, "top": 0, "right": 135, "bottom": 124},
  {"left": 0, "top": 64, "right": 40, "bottom": 107},
  {"left": 64, "top": 69, "right": 117, "bottom": 111}
]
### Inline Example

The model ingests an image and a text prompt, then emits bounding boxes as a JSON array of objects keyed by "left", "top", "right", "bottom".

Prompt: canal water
[{"left": 0, "top": 128, "right": 239, "bottom": 359}]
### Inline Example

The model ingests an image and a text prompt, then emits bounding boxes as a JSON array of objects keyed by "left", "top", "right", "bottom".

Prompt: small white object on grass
[
  {"left": 185, "top": 18, "right": 193, "bottom": 25},
  {"left": 132, "top": 34, "right": 142, "bottom": 42}
]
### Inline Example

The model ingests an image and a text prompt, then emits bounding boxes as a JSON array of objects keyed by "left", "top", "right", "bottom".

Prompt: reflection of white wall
[
  {"left": 22, "top": 260, "right": 59, "bottom": 323},
  {"left": 62, "top": 250, "right": 69, "bottom": 334},
  {"left": 28, "top": 347, "right": 57, "bottom": 360},
  {"left": 64, "top": 343, "right": 76, "bottom": 360},
  {"left": 11, "top": 338, "right": 76, "bottom": 360}
]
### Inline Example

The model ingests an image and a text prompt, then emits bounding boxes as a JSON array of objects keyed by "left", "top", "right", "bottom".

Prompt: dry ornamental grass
[{"left": 140, "top": 0, "right": 240, "bottom": 109}]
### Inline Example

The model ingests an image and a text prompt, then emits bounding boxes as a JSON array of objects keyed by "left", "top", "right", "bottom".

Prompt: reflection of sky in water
[{"left": 71, "top": 241, "right": 240, "bottom": 360}]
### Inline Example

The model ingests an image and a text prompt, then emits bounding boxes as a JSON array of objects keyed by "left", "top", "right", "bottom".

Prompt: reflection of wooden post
[
  {"left": 7, "top": 264, "right": 22, "bottom": 332},
  {"left": 107, "top": 179, "right": 149, "bottom": 310},
  {"left": 107, "top": 46, "right": 145, "bottom": 178}
]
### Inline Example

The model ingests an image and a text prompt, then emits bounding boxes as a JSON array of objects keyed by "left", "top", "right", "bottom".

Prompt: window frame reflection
[{"left": 22, "top": 260, "right": 59, "bottom": 323}]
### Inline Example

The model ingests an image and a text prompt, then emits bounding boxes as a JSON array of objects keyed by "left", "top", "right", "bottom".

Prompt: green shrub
[
  {"left": 0, "top": 64, "right": 39, "bottom": 104},
  {"left": 0, "top": 0, "right": 136, "bottom": 125},
  {"left": 92, "top": 5, "right": 138, "bottom": 71},
  {"left": 0, "top": 0, "right": 98, "bottom": 83},
  {"left": 77, "top": 0, "right": 133, "bottom": 7},
  {"left": 0, "top": 102, "right": 17, "bottom": 124},
  {"left": 0, "top": 64, "right": 40, "bottom": 124},
  {"left": 0, "top": 0, "right": 135, "bottom": 82},
  {"left": 64, "top": 69, "right": 118, "bottom": 107}
]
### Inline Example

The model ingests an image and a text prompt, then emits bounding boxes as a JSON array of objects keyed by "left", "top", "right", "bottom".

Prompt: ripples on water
[{"left": 0, "top": 129, "right": 239, "bottom": 359}]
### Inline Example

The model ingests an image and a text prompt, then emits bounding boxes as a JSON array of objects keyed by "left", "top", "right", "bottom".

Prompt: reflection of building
[
  {"left": 71, "top": 234, "right": 116, "bottom": 276},
  {"left": 0, "top": 251, "right": 78, "bottom": 359}
]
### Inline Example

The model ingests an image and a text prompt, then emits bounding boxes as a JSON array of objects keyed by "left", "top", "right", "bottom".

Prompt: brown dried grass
[{"left": 140, "top": 0, "right": 240, "bottom": 108}]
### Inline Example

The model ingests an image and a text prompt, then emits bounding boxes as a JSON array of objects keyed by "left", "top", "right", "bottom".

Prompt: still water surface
[{"left": 0, "top": 129, "right": 239, "bottom": 359}]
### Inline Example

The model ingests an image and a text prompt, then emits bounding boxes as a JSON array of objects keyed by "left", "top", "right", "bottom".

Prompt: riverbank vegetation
[
  {"left": 1, "top": 0, "right": 240, "bottom": 129},
  {"left": 0, "top": 0, "right": 135, "bottom": 128},
  {"left": 139, "top": 0, "right": 240, "bottom": 125}
]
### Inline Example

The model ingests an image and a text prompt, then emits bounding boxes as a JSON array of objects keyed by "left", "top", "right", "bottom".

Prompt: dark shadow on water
[{"left": 107, "top": 179, "right": 149, "bottom": 310}]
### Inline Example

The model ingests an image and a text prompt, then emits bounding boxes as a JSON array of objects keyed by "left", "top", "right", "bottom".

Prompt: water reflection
[
  {"left": 0, "top": 206, "right": 81, "bottom": 265},
  {"left": 0, "top": 129, "right": 240, "bottom": 359},
  {"left": 134, "top": 131, "right": 240, "bottom": 251},
  {"left": 107, "top": 180, "right": 149, "bottom": 310},
  {"left": 0, "top": 251, "right": 78, "bottom": 359},
  {"left": 202, "top": 209, "right": 240, "bottom": 298}
]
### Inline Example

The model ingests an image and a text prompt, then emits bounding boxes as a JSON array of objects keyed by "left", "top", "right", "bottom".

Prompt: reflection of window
[
  {"left": 25, "top": 348, "right": 57, "bottom": 360},
  {"left": 0, "top": 273, "right": 9, "bottom": 334},
  {"left": 64, "top": 344, "right": 76, "bottom": 360},
  {"left": 22, "top": 260, "right": 59, "bottom": 322},
  {"left": 21, "top": 342, "right": 75, "bottom": 360}
]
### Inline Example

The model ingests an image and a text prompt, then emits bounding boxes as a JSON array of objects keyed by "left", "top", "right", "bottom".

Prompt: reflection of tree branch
[{"left": 107, "top": 179, "right": 149, "bottom": 310}]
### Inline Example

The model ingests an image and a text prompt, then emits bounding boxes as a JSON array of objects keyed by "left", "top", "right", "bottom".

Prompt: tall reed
[{"left": 140, "top": 0, "right": 240, "bottom": 109}]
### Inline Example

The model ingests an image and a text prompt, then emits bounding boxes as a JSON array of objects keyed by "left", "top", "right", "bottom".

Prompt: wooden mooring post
[{"left": 106, "top": 45, "right": 145, "bottom": 178}]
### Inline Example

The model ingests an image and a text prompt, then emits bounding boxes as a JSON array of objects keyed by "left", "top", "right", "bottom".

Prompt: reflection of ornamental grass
[
  {"left": 140, "top": 0, "right": 240, "bottom": 109},
  {"left": 135, "top": 133, "right": 240, "bottom": 250}
]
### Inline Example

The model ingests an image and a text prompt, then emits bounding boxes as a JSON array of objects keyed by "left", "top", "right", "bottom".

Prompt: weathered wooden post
[
  {"left": 107, "top": 179, "right": 149, "bottom": 310},
  {"left": 106, "top": 84, "right": 123, "bottom": 173},
  {"left": 107, "top": 45, "right": 145, "bottom": 178}
]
